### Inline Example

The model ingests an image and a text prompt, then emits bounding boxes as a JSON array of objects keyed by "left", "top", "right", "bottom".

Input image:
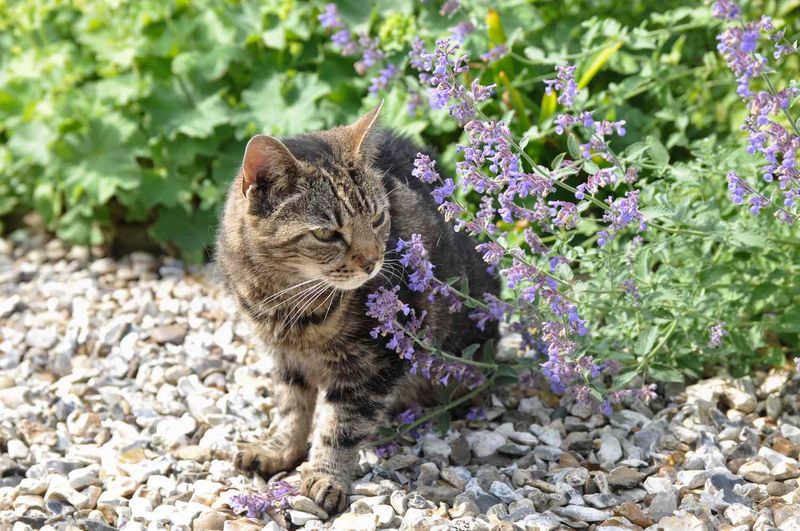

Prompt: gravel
[{"left": 2, "top": 232, "right": 800, "bottom": 531}]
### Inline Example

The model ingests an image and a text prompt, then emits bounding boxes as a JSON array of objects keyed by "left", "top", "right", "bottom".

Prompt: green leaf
[
  {"left": 61, "top": 114, "right": 142, "bottom": 204},
  {"left": 436, "top": 411, "right": 451, "bottom": 434},
  {"left": 777, "top": 305, "right": 800, "bottom": 333},
  {"left": 636, "top": 326, "right": 659, "bottom": 356},
  {"left": 494, "top": 364, "right": 518, "bottom": 385},
  {"left": 176, "top": 92, "right": 230, "bottom": 139},
  {"left": 462, "top": 343, "right": 480, "bottom": 360},
  {"left": 567, "top": 134, "right": 581, "bottom": 159},
  {"left": 241, "top": 73, "right": 331, "bottom": 136},
  {"left": 149, "top": 205, "right": 219, "bottom": 262},
  {"left": 482, "top": 341, "right": 496, "bottom": 363},
  {"left": 646, "top": 135, "right": 669, "bottom": 171},
  {"left": 730, "top": 230, "right": 765, "bottom": 248},
  {"left": 648, "top": 366, "right": 684, "bottom": 383}
]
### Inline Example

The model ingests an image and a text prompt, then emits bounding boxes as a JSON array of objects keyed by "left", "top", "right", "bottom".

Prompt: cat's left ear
[{"left": 346, "top": 100, "right": 383, "bottom": 157}]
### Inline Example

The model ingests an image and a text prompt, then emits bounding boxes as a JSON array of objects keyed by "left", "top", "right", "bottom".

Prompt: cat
[{"left": 215, "top": 103, "right": 499, "bottom": 514}]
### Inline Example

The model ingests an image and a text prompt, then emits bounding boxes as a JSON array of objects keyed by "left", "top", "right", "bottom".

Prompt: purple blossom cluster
[
  {"left": 410, "top": 38, "right": 496, "bottom": 123},
  {"left": 544, "top": 65, "right": 579, "bottom": 107},
  {"left": 548, "top": 68, "right": 646, "bottom": 247},
  {"left": 450, "top": 21, "right": 475, "bottom": 43},
  {"left": 440, "top": 0, "right": 461, "bottom": 17},
  {"left": 598, "top": 191, "right": 647, "bottom": 247},
  {"left": 398, "top": 38, "right": 660, "bottom": 412},
  {"left": 365, "top": 278, "right": 485, "bottom": 388},
  {"left": 481, "top": 44, "right": 509, "bottom": 63},
  {"left": 318, "top": 4, "right": 396, "bottom": 92},
  {"left": 708, "top": 321, "right": 728, "bottom": 349},
  {"left": 228, "top": 481, "right": 297, "bottom": 518},
  {"left": 714, "top": 1, "right": 799, "bottom": 223}
]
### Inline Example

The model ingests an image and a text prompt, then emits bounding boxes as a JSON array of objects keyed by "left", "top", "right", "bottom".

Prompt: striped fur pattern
[{"left": 215, "top": 106, "right": 499, "bottom": 514}]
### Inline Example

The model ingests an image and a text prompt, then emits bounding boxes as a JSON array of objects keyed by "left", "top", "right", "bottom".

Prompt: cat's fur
[{"left": 215, "top": 105, "right": 498, "bottom": 514}]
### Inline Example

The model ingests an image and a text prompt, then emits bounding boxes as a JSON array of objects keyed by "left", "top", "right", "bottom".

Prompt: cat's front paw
[
  {"left": 234, "top": 443, "right": 303, "bottom": 479},
  {"left": 300, "top": 471, "right": 349, "bottom": 514}
]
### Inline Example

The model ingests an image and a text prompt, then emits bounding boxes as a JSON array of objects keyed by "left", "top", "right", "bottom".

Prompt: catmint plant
[
  {"left": 228, "top": 481, "right": 297, "bottom": 518},
  {"left": 714, "top": 0, "right": 799, "bottom": 223}
]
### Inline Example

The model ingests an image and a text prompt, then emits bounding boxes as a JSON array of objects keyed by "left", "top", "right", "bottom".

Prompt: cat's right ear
[{"left": 241, "top": 134, "right": 300, "bottom": 198}]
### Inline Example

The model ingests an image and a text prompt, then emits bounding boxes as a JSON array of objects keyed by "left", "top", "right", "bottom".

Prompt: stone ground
[{"left": 2, "top": 232, "right": 800, "bottom": 531}]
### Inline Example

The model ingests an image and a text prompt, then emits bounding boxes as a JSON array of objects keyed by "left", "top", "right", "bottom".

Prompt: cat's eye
[
  {"left": 311, "top": 228, "right": 339, "bottom": 242},
  {"left": 372, "top": 211, "right": 386, "bottom": 227}
]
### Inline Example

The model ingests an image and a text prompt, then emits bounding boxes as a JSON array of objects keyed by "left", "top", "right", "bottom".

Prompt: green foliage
[
  {"left": 0, "top": 0, "right": 357, "bottom": 257},
  {"left": 1, "top": 0, "right": 799, "bottom": 382}
]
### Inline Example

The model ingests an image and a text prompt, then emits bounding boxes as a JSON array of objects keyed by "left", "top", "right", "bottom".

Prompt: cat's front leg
[
  {"left": 235, "top": 365, "right": 316, "bottom": 478},
  {"left": 300, "top": 382, "right": 388, "bottom": 514}
]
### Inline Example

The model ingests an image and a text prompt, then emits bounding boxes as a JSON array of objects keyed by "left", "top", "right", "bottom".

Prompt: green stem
[
  {"left": 638, "top": 319, "right": 678, "bottom": 376},
  {"left": 370, "top": 377, "right": 494, "bottom": 446},
  {"left": 400, "top": 324, "right": 498, "bottom": 370}
]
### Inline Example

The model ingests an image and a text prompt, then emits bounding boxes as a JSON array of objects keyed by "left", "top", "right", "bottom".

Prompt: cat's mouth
[{"left": 325, "top": 259, "right": 383, "bottom": 290}]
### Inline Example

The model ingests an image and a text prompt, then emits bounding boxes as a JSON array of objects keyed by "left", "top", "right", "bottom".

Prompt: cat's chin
[{"left": 328, "top": 275, "right": 373, "bottom": 291}]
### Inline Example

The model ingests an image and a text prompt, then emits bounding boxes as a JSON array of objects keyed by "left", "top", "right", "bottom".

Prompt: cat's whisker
[
  {"left": 259, "top": 276, "right": 325, "bottom": 306},
  {"left": 259, "top": 281, "right": 324, "bottom": 316},
  {"left": 278, "top": 283, "right": 328, "bottom": 331},
  {"left": 280, "top": 283, "right": 331, "bottom": 334},
  {"left": 322, "top": 289, "right": 338, "bottom": 321},
  {"left": 286, "top": 284, "right": 333, "bottom": 333},
  {"left": 380, "top": 263, "right": 407, "bottom": 288},
  {"left": 257, "top": 280, "right": 324, "bottom": 319},
  {"left": 313, "top": 288, "right": 338, "bottom": 321},
  {"left": 380, "top": 182, "right": 404, "bottom": 202}
]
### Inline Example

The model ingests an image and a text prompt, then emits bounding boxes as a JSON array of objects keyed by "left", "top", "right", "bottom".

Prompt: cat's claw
[
  {"left": 234, "top": 443, "right": 301, "bottom": 479},
  {"left": 300, "top": 471, "right": 349, "bottom": 515}
]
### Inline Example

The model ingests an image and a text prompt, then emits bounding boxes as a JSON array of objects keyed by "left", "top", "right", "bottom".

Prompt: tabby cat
[{"left": 215, "top": 104, "right": 498, "bottom": 514}]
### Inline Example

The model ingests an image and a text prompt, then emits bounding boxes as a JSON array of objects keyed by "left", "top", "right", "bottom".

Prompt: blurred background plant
[{"left": 0, "top": 0, "right": 798, "bottom": 387}]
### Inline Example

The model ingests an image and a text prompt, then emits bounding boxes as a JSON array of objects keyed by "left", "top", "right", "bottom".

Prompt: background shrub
[{"left": 1, "top": 0, "right": 798, "bottom": 387}]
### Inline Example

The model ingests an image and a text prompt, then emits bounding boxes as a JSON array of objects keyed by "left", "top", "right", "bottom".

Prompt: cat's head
[{"left": 234, "top": 104, "right": 389, "bottom": 290}]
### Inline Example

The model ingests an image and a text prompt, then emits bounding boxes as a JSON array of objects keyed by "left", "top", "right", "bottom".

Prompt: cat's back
[{"left": 369, "top": 129, "right": 499, "bottom": 350}]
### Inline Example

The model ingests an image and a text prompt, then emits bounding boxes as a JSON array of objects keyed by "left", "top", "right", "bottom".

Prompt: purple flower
[
  {"left": 318, "top": 4, "right": 343, "bottom": 29},
  {"left": 741, "top": 29, "right": 759, "bottom": 53},
  {"left": 469, "top": 293, "right": 509, "bottom": 331},
  {"left": 708, "top": 322, "right": 728, "bottom": 348},
  {"left": 749, "top": 195, "right": 769, "bottom": 215},
  {"left": 727, "top": 171, "right": 748, "bottom": 205},
  {"left": 413, "top": 153, "right": 440, "bottom": 183},
  {"left": 397, "top": 407, "right": 420, "bottom": 425},
  {"left": 354, "top": 34, "right": 385, "bottom": 75},
  {"left": 374, "top": 442, "right": 399, "bottom": 458},
  {"left": 465, "top": 406, "right": 485, "bottom": 420},
  {"left": 712, "top": 0, "right": 741, "bottom": 20},
  {"left": 440, "top": 0, "right": 460, "bottom": 16},
  {"left": 716, "top": 22, "right": 768, "bottom": 98},
  {"left": 637, "top": 383, "right": 658, "bottom": 402},
  {"left": 476, "top": 242, "right": 505, "bottom": 265},
  {"left": 369, "top": 63, "right": 398, "bottom": 95},
  {"left": 544, "top": 65, "right": 579, "bottom": 107},
  {"left": 549, "top": 201, "right": 578, "bottom": 229},
  {"left": 432, "top": 178, "right": 455, "bottom": 204},
  {"left": 481, "top": 45, "right": 508, "bottom": 63},
  {"left": 622, "top": 279, "right": 641, "bottom": 302},
  {"left": 554, "top": 114, "right": 575, "bottom": 134},
  {"left": 331, "top": 30, "right": 358, "bottom": 55},
  {"left": 599, "top": 191, "right": 646, "bottom": 246},
  {"left": 407, "top": 91, "right": 424, "bottom": 116},
  {"left": 409, "top": 38, "right": 474, "bottom": 120},
  {"left": 397, "top": 235, "right": 435, "bottom": 292},
  {"left": 366, "top": 286, "right": 411, "bottom": 337},
  {"left": 470, "top": 80, "right": 496, "bottom": 102},
  {"left": 450, "top": 22, "right": 475, "bottom": 42},
  {"left": 229, "top": 481, "right": 298, "bottom": 518}
]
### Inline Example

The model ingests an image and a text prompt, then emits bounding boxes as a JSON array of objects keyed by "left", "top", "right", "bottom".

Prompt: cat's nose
[{"left": 361, "top": 258, "right": 378, "bottom": 274}]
